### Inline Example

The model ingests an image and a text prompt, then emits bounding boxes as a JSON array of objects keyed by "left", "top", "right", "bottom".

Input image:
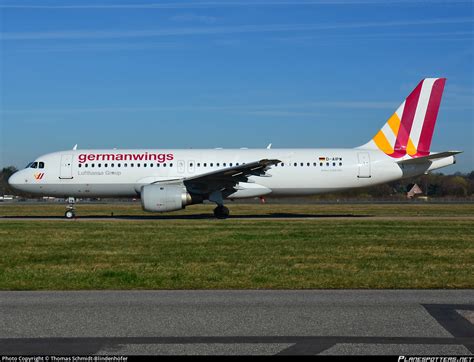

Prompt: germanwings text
[{"left": 78, "top": 152, "right": 174, "bottom": 164}]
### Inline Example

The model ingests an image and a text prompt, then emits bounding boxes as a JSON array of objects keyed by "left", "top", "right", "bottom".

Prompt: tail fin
[{"left": 360, "top": 78, "right": 446, "bottom": 158}]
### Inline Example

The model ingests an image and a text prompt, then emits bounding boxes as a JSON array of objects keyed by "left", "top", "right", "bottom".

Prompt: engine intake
[{"left": 141, "top": 184, "right": 194, "bottom": 212}]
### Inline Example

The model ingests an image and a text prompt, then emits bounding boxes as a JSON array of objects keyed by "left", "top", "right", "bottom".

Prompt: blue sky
[{"left": 0, "top": 0, "right": 473, "bottom": 172}]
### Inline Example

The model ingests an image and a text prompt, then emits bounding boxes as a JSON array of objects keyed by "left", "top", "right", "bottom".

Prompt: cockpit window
[{"left": 26, "top": 161, "right": 44, "bottom": 169}]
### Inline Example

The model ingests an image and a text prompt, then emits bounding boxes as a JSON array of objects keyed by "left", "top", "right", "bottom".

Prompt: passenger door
[
  {"left": 59, "top": 154, "right": 73, "bottom": 179},
  {"left": 357, "top": 152, "right": 371, "bottom": 178}
]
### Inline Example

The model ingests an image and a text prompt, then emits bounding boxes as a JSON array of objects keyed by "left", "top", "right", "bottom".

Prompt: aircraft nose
[{"left": 8, "top": 172, "right": 22, "bottom": 189}]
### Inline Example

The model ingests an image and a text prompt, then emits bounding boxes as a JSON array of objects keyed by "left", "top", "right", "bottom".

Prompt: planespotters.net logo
[
  {"left": 399, "top": 357, "right": 473, "bottom": 362},
  {"left": 78, "top": 152, "right": 174, "bottom": 164}
]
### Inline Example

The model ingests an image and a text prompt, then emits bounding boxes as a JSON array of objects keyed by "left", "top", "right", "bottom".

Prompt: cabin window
[
  {"left": 124, "top": 163, "right": 127, "bottom": 167},
  {"left": 143, "top": 163, "right": 147, "bottom": 167},
  {"left": 91, "top": 164, "right": 95, "bottom": 168},
  {"left": 216, "top": 163, "right": 220, "bottom": 167},
  {"left": 98, "top": 164, "right": 101, "bottom": 168},
  {"left": 320, "top": 162, "right": 323, "bottom": 166},
  {"left": 294, "top": 162, "right": 297, "bottom": 167},
  {"left": 150, "top": 163, "right": 153, "bottom": 167},
  {"left": 190, "top": 163, "right": 193, "bottom": 167},
  {"left": 78, "top": 164, "right": 82, "bottom": 168},
  {"left": 339, "top": 162, "right": 343, "bottom": 166},
  {"left": 163, "top": 163, "right": 167, "bottom": 167},
  {"left": 230, "top": 163, "right": 233, "bottom": 166},
  {"left": 157, "top": 163, "right": 160, "bottom": 167},
  {"left": 313, "top": 162, "right": 317, "bottom": 166},
  {"left": 137, "top": 164, "right": 140, "bottom": 167},
  {"left": 210, "top": 163, "right": 213, "bottom": 167},
  {"left": 118, "top": 164, "right": 121, "bottom": 168},
  {"left": 333, "top": 162, "right": 336, "bottom": 166},
  {"left": 204, "top": 163, "right": 207, "bottom": 167},
  {"left": 111, "top": 163, "right": 115, "bottom": 168}
]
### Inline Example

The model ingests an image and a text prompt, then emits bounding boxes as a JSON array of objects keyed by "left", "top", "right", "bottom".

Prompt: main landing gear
[
  {"left": 213, "top": 205, "right": 230, "bottom": 219},
  {"left": 209, "top": 190, "right": 230, "bottom": 219},
  {"left": 65, "top": 197, "right": 76, "bottom": 219}
]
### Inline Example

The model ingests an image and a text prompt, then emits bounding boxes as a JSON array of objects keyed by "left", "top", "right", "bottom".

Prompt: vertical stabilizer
[{"left": 360, "top": 78, "right": 446, "bottom": 158}]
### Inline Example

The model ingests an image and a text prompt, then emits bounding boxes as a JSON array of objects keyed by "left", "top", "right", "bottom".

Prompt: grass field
[{"left": 0, "top": 203, "right": 473, "bottom": 290}]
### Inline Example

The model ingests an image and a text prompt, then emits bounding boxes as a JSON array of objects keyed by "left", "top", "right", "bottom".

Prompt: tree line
[{"left": 1, "top": 165, "right": 473, "bottom": 199}]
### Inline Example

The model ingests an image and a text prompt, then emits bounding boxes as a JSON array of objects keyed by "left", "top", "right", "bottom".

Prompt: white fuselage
[{"left": 9, "top": 148, "right": 454, "bottom": 199}]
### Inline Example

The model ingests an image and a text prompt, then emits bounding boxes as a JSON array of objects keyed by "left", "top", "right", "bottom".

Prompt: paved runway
[{"left": 1, "top": 290, "right": 473, "bottom": 355}]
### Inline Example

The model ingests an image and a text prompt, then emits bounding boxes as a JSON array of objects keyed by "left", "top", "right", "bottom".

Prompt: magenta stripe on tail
[
  {"left": 392, "top": 80, "right": 423, "bottom": 157},
  {"left": 414, "top": 78, "right": 446, "bottom": 157}
]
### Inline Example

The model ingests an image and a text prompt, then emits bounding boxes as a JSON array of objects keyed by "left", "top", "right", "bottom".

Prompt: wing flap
[{"left": 183, "top": 159, "right": 280, "bottom": 195}]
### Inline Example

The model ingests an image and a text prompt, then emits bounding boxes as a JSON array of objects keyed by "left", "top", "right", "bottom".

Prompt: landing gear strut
[
  {"left": 213, "top": 205, "right": 230, "bottom": 219},
  {"left": 209, "top": 190, "right": 230, "bottom": 219},
  {"left": 65, "top": 197, "right": 76, "bottom": 219}
]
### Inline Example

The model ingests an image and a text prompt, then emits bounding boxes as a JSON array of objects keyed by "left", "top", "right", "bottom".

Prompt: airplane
[{"left": 8, "top": 78, "right": 461, "bottom": 219}]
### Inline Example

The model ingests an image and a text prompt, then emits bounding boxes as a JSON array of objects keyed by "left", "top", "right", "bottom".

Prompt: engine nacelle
[{"left": 141, "top": 184, "right": 192, "bottom": 212}]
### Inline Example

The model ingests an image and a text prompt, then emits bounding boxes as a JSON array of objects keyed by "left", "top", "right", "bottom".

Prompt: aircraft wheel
[
  {"left": 213, "top": 205, "right": 230, "bottom": 219},
  {"left": 65, "top": 210, "right": 75, "bottom": 219}
]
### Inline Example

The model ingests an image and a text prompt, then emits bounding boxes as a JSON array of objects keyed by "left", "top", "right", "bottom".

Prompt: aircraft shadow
[{"left": 1, "top": 213, "right": 371, "bottom": 220}]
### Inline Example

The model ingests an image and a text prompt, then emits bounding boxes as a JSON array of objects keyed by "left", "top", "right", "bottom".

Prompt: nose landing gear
[{"left": 65, "top": 197, "right": 76, "bottom": 219}]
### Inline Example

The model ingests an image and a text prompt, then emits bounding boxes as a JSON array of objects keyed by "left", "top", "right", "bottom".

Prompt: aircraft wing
[
  {"left": 182, "top": 159, "right": 280, "bottom": 196},
  {"left": 397, "top": 151, "right": 462, "bottom": 165}
]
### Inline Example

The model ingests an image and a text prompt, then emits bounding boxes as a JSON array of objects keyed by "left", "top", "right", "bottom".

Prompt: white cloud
[
  {"left": 1, "top": 18, "right": 473, "bottom": 41},
  {"left": 0, "top": 1, "right": 471, "bottom": 9},
  {"left": 170, "top": 13, "right": 218, "bottom": 24}
]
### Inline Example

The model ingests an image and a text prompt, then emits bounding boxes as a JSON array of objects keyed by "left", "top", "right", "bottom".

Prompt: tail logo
[
  {"left": 34, "top": 173, "right": 45, "bottom": 180},
  {"left": 371, "top": 78, "right": 446, "bottom": 158}
]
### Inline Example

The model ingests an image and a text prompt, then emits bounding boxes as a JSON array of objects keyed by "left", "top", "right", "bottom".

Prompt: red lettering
[{"left": 79, "top": 152, "right": 174, "bottom": 164}]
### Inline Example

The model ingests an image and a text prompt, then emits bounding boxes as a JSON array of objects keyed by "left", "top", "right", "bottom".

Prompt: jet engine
[{"left": 141, "top": 184, "right": 196, "bottom": 212}]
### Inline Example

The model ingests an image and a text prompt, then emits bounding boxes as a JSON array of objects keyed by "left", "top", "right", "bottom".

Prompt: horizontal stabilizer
[{"left": 397, "top": 151, "right": 462, "bottom": 165}]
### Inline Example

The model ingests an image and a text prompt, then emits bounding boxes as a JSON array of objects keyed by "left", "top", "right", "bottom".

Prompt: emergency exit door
[{"left": 177, "top": 160, "right": 185, "bottom": 174}]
